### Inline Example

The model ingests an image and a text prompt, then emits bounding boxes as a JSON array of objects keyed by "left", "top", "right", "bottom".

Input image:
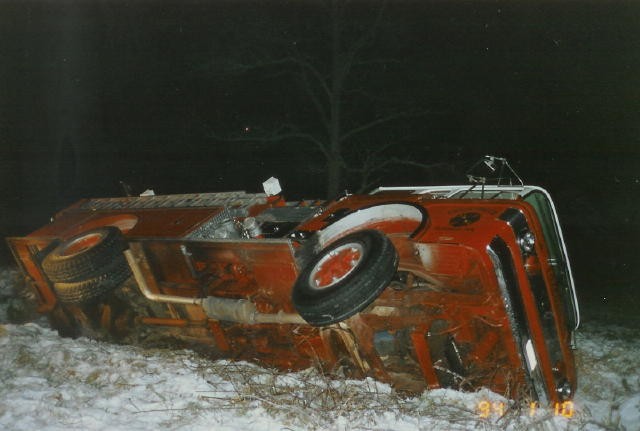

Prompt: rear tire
[
  {"left": 52, "top": 257, "right": 132, "bottom": 304},
  {"left": 42, "top": 227, "right": 131, "bottom": 304},
  {"left": 292, "top": 230, "right": 398, "bottom": 326},
  {"left": 42, "top": 227, "right": 128, "bottom": 283}
]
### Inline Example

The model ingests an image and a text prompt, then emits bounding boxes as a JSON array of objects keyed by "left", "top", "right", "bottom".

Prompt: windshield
[{"left": 524, "top": 190, "right": 580, "bottom": 330}]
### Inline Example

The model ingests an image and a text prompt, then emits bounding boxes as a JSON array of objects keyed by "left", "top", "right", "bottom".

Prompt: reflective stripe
[{"left": 525, "top": 339, "right": 538, "bottom": 372}]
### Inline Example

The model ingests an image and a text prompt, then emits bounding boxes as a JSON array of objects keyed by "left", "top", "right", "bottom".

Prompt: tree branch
[
  {"left": 291, "top": 53, "right": 332, "bottom": 101},
  {"left": 341, "top": 2, "right": 387, "bottom": 77},
  {"left": 339, "top": 110, "right": 430, "bottom": 144},
  {"left": 292, "top": 59, "right": 330, "bottom": 127},
  {"left": 385, "top": 158, "right": 455, "bottom": 171},
  {"left": 209, "top": 124, "right": 332, "bottom": 160},
  {"left": 348, "top": 152, "right": 456, "bottom": 192}
]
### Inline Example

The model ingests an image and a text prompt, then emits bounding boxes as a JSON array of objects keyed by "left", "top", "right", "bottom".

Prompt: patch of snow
[{"left": 1, "top": 268, "right": 639, "bottom": 430}]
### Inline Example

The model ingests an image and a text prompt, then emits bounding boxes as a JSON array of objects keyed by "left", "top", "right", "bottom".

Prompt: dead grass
[{"left": 180, "top": 358, "right": 564, "bottom": 431}]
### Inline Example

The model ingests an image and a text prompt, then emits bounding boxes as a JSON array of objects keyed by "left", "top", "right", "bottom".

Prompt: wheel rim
[
  {"left": 309, "top": 242, "right": 364, "bottom": 290},
  {"left": 59, "top": 233, "right": 104, "bottom": 257}
]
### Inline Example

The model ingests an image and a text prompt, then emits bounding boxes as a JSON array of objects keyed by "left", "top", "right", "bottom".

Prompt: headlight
[
  {"left": 557, "top": 379, "right": 573, "bottom": 400},
  {"left": 518, "top": 230, "right": 536, "bottom": 255}
]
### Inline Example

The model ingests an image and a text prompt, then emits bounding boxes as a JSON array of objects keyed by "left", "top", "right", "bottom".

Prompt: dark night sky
[{"left": 1, "top": 1, "right": 639, "bottom": 313}]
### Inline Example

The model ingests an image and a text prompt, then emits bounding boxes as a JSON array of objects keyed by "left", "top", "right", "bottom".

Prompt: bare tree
[{"left": 208, "top": 1, "right": 444, "bottom": 198}]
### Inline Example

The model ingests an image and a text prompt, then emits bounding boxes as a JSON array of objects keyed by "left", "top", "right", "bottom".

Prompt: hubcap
[
  {"left": 309, "top": 242, "right": 364, "bottom": 290},
  {"left": 60, "top": 233, "right": 103, "bottom": 257}
]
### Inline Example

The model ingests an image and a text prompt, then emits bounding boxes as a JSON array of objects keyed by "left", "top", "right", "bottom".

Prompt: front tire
[{"left": 292, "top": 230, "right": 398, "bottom": 326}]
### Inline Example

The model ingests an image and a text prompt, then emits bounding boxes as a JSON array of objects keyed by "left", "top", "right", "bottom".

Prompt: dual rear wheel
[{"left": 41, "top": 227, "right": 131, "bottom": 304}]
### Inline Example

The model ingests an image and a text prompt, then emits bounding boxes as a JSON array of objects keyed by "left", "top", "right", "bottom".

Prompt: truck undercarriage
[{"left": 6, "top": 157, "right": 580, "bottom": 405}]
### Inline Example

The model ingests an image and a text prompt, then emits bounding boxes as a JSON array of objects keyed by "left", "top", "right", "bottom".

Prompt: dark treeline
[{"left": 1, "top": 1, "right": 639, "bottom": 294}]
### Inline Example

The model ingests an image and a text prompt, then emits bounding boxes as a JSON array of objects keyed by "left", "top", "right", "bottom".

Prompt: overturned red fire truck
[{"left": 6, "top": 156, "right": 580, "bottom": 404}]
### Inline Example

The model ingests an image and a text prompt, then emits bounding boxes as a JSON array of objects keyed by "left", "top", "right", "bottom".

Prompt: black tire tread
[
  {"left": 52, "top": 256, "right": 132, "bottom": 304},
  {"left": 42, "top": 227, "right": 127, "bottom": 283}
]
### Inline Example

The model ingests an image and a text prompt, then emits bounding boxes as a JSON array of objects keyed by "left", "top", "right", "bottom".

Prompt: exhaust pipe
[{"left": 124, "top": 249, "right": 307, "bottom": 325}]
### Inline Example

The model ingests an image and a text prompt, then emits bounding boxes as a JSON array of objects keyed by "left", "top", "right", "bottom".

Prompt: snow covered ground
[{"left": 1, "top": 267, "right": 638, "bottom": 431}]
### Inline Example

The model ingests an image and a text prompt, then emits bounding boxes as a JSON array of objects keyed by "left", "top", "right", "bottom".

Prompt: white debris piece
[{"left": 262, "top": 177, "right": 281, "bottom": 196}]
